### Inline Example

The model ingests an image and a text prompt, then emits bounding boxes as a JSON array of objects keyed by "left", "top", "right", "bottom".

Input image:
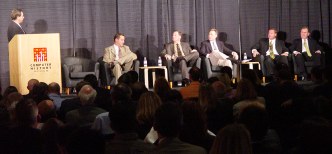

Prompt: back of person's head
[
  {"left": 83, "top": 74, "right": 98, "bottom": 88},
  {"left": 75, "top": 81, "right": 91, "bottom": 95},
  {"left": 211, "top": 81, "right": 227, "bottom": 99},
  {"left": 242, "top": 69, "right": 261, "bottom": 86},
  {"left": 298, "top": 116, "right": 332, "bottom": 154},
  {"left": 66, "top": 127, "right": 105, "bottom": 154},
  {"left": 235, "top": 79, "right": 257, "bottom": 101},
  {"left": 238, "top": 105, "right": 269, "bottom": 142},
  {"left": 32, "top": 82, "right": 50, "bottom": 104},
  {"left": 219, "top": 73, "right": 232, "bottom": 89},
  {"left": 180, "top": 102, "right": 207, "bottom": 139},
  {"left": 153, "top": 77, "right": 171, "bottom": 101},
  {"left": 137, "top": 91, "right": 162, "bottom": 124},
  {"left": 127, "top": 70, "right": 139, "bottom": 84},
  {"left": 38, "top": 100, "right": 56, "bottom": 123},
  {"left": 220, "top": 66, "right": 233, "bottom": 79},
  {"left": 111, "top": 83, "right": 132, "bottom": 103},
  {"left": 78, "top": 85, "right": 97, "bottom": 106},
  {"left": 154, "top": 102, "right": 182, "bottom": 138},
  {"left": 3, "top": 86, "right": 18, "bottom": 98},
  {"left": 15, "top": 99, "right": 39, "bottom": 127},
  {"left": 189, "top": 66, "right": 201, "bottom": 81},
  {"left": 207, "top": 77, "right": 219, "bottom": 85},
  {"left": 210, "top": 123, "right": 252, "bottom": 154},
  {"left": 199, "top": 83, "right": 217, "bottom": 110},
  {"left": 48, "top": 82, "right": 61, "bottom": 95},
  {"left": 164, "top": 89, "right": 183, "bottom": 105},
  {"left": 311, "top": 66, "right": 323, "bottom": 82},
  {"left": 5, "top": 92, "right": 23, "bottom": 111},
  {"left": 130, "top": 82, "right": 148, "bottom": 102},
  {"left": 109, "top": 102, "right": 137, "bottom": 134},
  {"left": 27, "top": 79, "right": 39, "bottom": 92},
  {"left": 118, "top": 73, "right": 132, "bottom": 85},
  {"left": 41, "top": 118, "right": 64, "bottom": 154}
]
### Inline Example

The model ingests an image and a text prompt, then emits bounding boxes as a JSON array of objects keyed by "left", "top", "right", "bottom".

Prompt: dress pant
[
  {"left": 294, "top": 52, "right": 321, "bottom": 75},
  {"left": 209, "top": 50, "right": 233, "bottom": 69},
  {"left": 112, "top": 52, "right": 137, "bottom": 84},
  {"left": 173, "top": 51, "right": 199, "bottom": 79},
  {"left": 264, "top": 55, "right": 288, "bottom": 76}
]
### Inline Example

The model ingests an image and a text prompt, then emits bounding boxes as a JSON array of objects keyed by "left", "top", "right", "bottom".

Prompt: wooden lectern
[{"left": 8, "top": 33, "right": 62, "bottom": 95}]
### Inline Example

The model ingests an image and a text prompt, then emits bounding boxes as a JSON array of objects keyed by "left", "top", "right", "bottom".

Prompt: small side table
[
  {"left": 241, "top": 61, "right": 261, "bottom": 70},
  {"left": 139, "top": 66, "right": 168, "bottom": 88}
]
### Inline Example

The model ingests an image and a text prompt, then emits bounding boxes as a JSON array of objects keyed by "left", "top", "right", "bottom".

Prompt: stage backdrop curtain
[{"left": 0, "top": 0, "right": 331, "bottom": 89}]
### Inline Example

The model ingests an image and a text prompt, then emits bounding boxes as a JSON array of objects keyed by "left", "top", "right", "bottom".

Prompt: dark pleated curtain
[{"left": 0, "top": 0, "right": 331, "bottom": 89}]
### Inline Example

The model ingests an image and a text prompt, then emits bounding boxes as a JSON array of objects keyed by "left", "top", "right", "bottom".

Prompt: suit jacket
[
  {"left": 103, "top": 45, "right": 133, "bottom": 63},
  {"left": 290, "top": 38, "right": 321, "bottom": 54},
  {"left": 7, "top": 21, "right": 25, "bottom": 42},
  {"left": 154, "top": 137, "right": 206, "bottom": 154},
  {"left": 199, "top": 40, "right": 233, "bottom": 57},
  {"left": 161, "top": 42, "right": 192, "bottom": 56},
  {"left": 252, "top": 38, "right": 289, "bottom": 56}
]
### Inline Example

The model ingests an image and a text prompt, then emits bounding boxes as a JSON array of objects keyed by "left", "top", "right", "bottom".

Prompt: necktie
[
  {"left": 304, "top": 40, "right": 312, "bottom": 57},
  {"left": 176, "top": 44, "right": 183, "bottom": 57},
  {"left": 213, "top": 41, "right": 218, "bottom": 50},
  {"left": 269, "top": 41, "right": 275, "bottom": 59},
  {"left": 118, "top": 47, "right": 122, "bottom": 58}
]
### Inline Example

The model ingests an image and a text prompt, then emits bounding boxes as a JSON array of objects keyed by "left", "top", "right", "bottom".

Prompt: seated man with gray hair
[{"left": 65, "top": 85, "right": 106, "bottom": 127}]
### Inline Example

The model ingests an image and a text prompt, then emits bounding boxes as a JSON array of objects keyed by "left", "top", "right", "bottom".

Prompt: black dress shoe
[{"left": 176, "top": 56, "right": 186, "bottom": 63}]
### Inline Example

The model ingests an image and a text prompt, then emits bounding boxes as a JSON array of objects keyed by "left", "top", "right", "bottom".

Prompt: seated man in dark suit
[
  {"left": 7, "top": 8, "right": 26, "bottom": 42},
  {"left": 161, "top": 30, "right": 199, "bottom": 83},
  {"left": 252, "top": 28, "right": 289, "bottom": 77},
  {"left": 200, "top": 28, "right": 238, "bottom": 69},
  {"left": 290, "top": 26, "right": 322, "bottom": 79}
]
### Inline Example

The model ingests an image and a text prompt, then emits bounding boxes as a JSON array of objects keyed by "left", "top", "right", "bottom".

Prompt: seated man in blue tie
[
  {"left": 200, "top": 28, "right": 239, "bottom": 69},
  {"left": 290, "top": 26, "right": 322, "bottom": 79},
  {"left": 251, "top": 28, "right": 289, "bottom": 77}
]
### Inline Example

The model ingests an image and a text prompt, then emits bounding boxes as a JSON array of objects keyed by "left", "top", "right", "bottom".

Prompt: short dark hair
[
  {"left": 113, "top": 33, "right": 125, "bottom": 42},
  {"left": 268, "top": 28, "right": 278, "bottom": 33},
  {"left": 48, "top": 82, "right": 61, "bottom": 94},
  {"left": 11, "top": 8, "right": 22, "bottom": 20},
  {"left": 301, "top": 26, "right": 310, "bottom": 31},
  {"left": 15, "top": 99, "right": 38, "bottom": 126},
  {"left": 83, "top": 74, "right": 98, "bottom": 88},
  {"left": 189, "top": 66, "right": 201, "bottom": 81},
  {"left": 154, "top": 103, "right": 183, "bottom": 137},
  {"left": 109, "top": 102, "right": 137, "bottom": 133},
  {"left": 111, "top": 83, "right": 132, "bottom": 103},
  {"left": 173, "top": 30, "right": 183, "bottom": 36},
  {"left": 209, "top": 28, "right": 218, "bottom": 34}
]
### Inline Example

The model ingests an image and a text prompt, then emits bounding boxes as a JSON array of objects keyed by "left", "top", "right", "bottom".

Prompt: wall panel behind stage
[{"left": 0, "top": 0, "right": 331, "bottom": 90}]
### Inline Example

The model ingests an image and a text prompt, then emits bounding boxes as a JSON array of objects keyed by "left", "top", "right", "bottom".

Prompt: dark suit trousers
[
  {"left": 174, "top": 51, "right": 199, "bottom": 79},
  {"left": 264, "top": 55, "right": 288, "bottom": 76},
  {"left": 294, "top": 52, "right": 321, "bottom": 75}
]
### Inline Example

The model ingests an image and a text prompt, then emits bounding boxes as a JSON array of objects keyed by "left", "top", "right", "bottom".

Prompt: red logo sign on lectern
[{"left": 34, "top": 48, "right": 48, "bottom": 62}]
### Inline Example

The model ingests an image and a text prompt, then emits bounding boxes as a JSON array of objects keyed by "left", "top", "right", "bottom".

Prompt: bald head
[
  {"left": 27, "top": 79, "right": 39, "bottom": 91},
  {"left": 78, "top": 85, "right": 97, "bottom": 105}
]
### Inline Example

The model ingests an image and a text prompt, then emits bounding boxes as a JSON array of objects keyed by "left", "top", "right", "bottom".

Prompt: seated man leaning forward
[
  {"left": 200, "top": 28, "right": 239, "bottom": 69},
  {"left": 103, "top": 33, "right": 137, "bottom": 84}
]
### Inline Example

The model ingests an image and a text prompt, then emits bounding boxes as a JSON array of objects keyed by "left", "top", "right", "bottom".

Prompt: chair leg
[
  {"left": 262, "top": 76, "right": 266, "bottom": 83},
  {"left": 65, "top": 88, "right": 70, "bottom": 95},
  {"left": 294, "top": 75, "right": 298, "bottom": 81}
]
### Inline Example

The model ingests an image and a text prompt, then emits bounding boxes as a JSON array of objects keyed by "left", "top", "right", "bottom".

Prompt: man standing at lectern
[
  {"left": 103, "top": 33, "right": 137, "bottom": 84},
  {"left": 8, "top": 8, "right": 26, "bottom": 42}
]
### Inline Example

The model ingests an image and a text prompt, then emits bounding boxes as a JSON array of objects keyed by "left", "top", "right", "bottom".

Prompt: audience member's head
[
  {"left": 218, "top": 73, "right": 232, "bottom": 90},
  {"left": 83, "top": 74, "right": 98, "bottom": 89},
  {"left": 199, "top": 83, "right": 216, "bottom": 111},
  {"left": 75, "top": 81, "right": 91, "bottom": 95},
  {"left": 298, "top": 117, "right": 332, "bottom": 154},
  {"left": 210, "top": 123, "right": 252, "bottom": 154},
  {"left": 15, "top": 99, "right": 39, "bottom": 127},
  {"left": 136, "top": 91, "right": 162, "bottom": 124},
  {"left": 38, "top": 100, "right": 56, "bottom": 123},
  {"left": 48, "top": 82, "right": 61, "bottom": 95},
  {"left": 235, "top": 79, "right": 257, "bottom": 101},
  {"left": 238, "top": 105, "right": 269, "bottom": 142},
  {"left": 4, "top": 92, "right": 23, "bottom": 111},
  {"left": 242, "top": 68, "right": 261, "bottom": 86},
  {"left": 128, "top": 70, "right": 139, "bottom": 84},
  {"left": 211, "top": 81, "right": 227, "bottom": 99},
  {"left": 41, "top": 118, "right": 64, "bottom": 154},
  {"left": 111, "top": 83, "right": 132, "bottom": 104},
  {"left": 118, "top": 73, "right": 132, "bottom": 85},
  {"left": 154, "top": 103, "right": 182, "bottom": 138},
  {"left": 207, "top": 77, "right": 219, "bottom": 85},
  {"left": 164, "top": 89, "right": 183, "bottom": 105},
  {"left": 130, "top": 82, "right": 148, "bottom": 102},
  {"left": 154, "top": 77, "right": 171, "bottom": 102},
  {"left": 3, "top": 86, "right": 18, "bottom": 99},
  {"left": 109, "top": 102, "right": 137, "bottom": 134},
  {"left": 220, "top": 66, "right": 233, "bottom": 79},
  {"left": 78, "top": 85, "right": 97, "bottom": 106},
  {"left": 32, "top": 82, "right": 50, "bottom": 104},
  {"left": 66, "top": 127, "right": 105, "bottom": 154},
  {"left": 189, "top": 66, "right": 201, "bottom": 81},
  {"left": 27, "top": 79, "right": 39, "bottom": 93}
]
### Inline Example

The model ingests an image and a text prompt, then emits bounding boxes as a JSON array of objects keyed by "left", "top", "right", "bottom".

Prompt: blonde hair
[{"left": 11, "top": 8, "right": 22, "bottom": 20}]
